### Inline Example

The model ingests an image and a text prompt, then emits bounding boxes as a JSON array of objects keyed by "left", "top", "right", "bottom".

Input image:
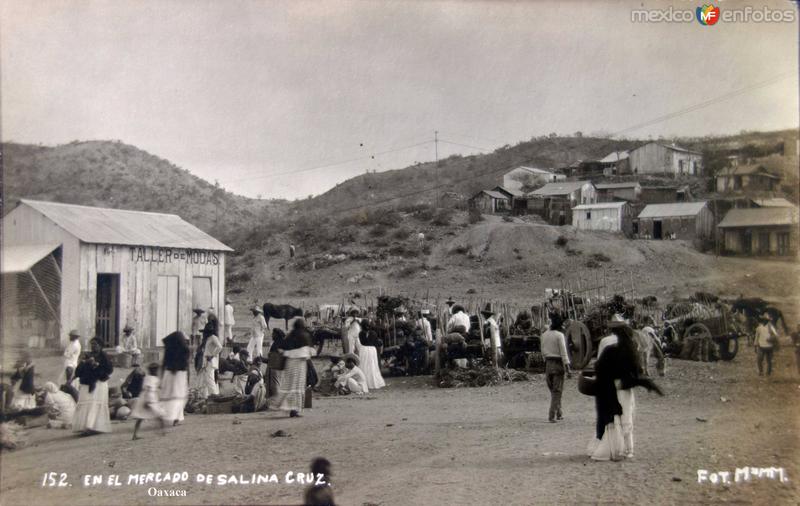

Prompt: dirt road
[{"left": 2, "top": 347, "right": 798, "bottom": 505}]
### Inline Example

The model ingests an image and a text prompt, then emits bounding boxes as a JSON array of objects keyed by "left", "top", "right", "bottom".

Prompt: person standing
[
  {"left": 289, "top": 244, "right": 296, "bottom": 258},
  {"left": 416, "top": 310, "right": 433, "bottom": 344},
  {"left": 481, "top": 304, "right": 503, "bottom": 366},
  {"left": 342, "top": 310, "right": 361, "bottom": 355},
  {"left": 191, "top": 309, "right": 206, "bottom": 348},
  {"left": 224, "top": 299, "right": 235, "bottom": 346},
  {"left": 755, "top": 314, "right": 779, "bottom": 377},
  {"left": 121, "top": 324, "right": 141, "bottom": 366},
  {"left": 249, "top": 307, "right": 268, "bottom": 362},
  {"left": 540, "top": 314, "right": 571, "bottom": 422},
  {"left": 63, "top": 329, "right": 82, "bottom": 384},
  {"left": 160, "top": 331, "right": 190, "bottom": 426},
  {"left": 197, "top": 325, "right": 222, "bottom": 399},
  {"left": 271, "top": 319, "right": 314, "bottom": 418},
  {"left": 791, "top": 324, "right": 800, "bottom": 376},
  {"left": 268, "top": 328, "right": 287, "bottom": 398},
  {"left": 73, "top": 338, "right": 114, "bottom": 434}
]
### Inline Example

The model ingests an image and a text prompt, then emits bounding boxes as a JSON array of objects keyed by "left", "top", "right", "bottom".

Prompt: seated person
[
  {"left": 230, "top": 350, "right": 250, "bottom": 395},
  {"left": 334, "top": 354, "right": 369, "bottom": 395},
  {"left": 9, "top": 356, "right": 36, "bottom": 411},
  {"left": 121, "top": 363, "right": 145, "bottom": 399},
  {"left": 43, "top": 382, "right": 76, "bottom": 429},
  {"left": 236, "top": 367, "right": 268, "bottom": 413}
]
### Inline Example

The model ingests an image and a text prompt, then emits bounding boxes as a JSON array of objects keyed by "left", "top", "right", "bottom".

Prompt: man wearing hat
[
  {"left": 481, "top": 303, "right": 502, "bottom": 365},
  {"left": 249, "top": 307, "right": 268, "bottom": 362},
  {"left": 416, "top": 310, "right": 433, "bottom": 344},
  {"left": 445, "top": 297, "right": 456, "bottom": 315},
  {"left": 191, "top": 308, "right": 206, "bottom": 347},
  {"left": 540, "top": 313, "right": 571, "bottom": 422},
  {"left": 224, "top": 298, "right": 236, "bottom": 346},
  {"left": 121, "top": 324, "right": 142, "bottom": 366},
  {"left": 334, "top": 353, "right": 368, "bottom": 395},
  {"left": 754, "top": 313, "right": 779, "bottom": 376},
  {"left": 63, "top": 329, "right": 82, "bottom": 383}
]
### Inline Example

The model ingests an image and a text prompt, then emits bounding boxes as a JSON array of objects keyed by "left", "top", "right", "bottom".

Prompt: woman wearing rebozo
[
  {"left": 73, "top": 338, "right": 114, "bottom": 434},
  {"left": 270, "top": 318, "right": 315, "bottom": 418},
  {"left": 160, "top": 331, "right": 191, "bottom": 426}
]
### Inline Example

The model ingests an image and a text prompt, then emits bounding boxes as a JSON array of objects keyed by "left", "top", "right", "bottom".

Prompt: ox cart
[{"left": 663, "top": 302, "right": 742, "bottom": 362}]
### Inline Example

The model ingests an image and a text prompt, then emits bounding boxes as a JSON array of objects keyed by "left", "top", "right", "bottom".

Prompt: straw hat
[
  {"left": 445, "top": 297, "right": 456, "bottom": 306},
  {"left": 420, "top": 309, "right": 430, "bottom": 315},
  {"left": 480, "top": 302, "right": 495, "bottom": 317},
  {"left": 193, "top": 308, "right": 205, "bottom": 315},
  {"left": 607, "top": 313, "right": 628, "bottom": 327},
  {"left": 123, "top": 324, "right": 134, "bottom": 333},
  {"left": 68, "top": 329, "right": 81, "bottom": 338}
]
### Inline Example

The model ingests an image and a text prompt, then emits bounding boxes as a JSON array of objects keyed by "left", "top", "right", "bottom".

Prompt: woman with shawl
[
  {"left": 268, "top": 328, "right": 287, "bottom": 398},
  {"left": 43, "top": 381, "right": 76, "bottom": 429},
  {"left": 73, "top": 338, "right": 114, "bottom": 434},
  {"left": 355, "top": 330, "right": 385, "bottom": 390},
  {"left": 590, "top": 324, "right": 663, "bottom": 461},
  {"left": 161, "top": 331, "right": 190, "bottom": 426},
  {"left": 270, "top": 319, "right": 314, "bottom": 417}
]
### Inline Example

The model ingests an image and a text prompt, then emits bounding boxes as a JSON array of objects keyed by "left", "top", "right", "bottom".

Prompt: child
[{"left": 130, "top": 362, "right": 167, "bottom": 440}]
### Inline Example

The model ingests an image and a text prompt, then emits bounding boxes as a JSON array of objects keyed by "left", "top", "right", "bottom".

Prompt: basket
[{"left": 206, "top": 397, "right": 236, "bottom": 414}]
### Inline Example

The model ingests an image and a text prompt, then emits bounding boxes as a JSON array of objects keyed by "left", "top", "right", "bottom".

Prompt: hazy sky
[{"left": 2, "top": 0, "right": 798, "bottom": 200}]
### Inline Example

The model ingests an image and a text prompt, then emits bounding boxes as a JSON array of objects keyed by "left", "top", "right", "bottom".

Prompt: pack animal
[
  {"left": 262, "top": 303, "right": 304, "bottom": 330},
  {"left": 730, "top": 298, "right": 788, "bottom": 334}
]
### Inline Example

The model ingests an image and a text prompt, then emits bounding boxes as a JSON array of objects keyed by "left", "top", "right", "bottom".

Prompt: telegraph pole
[{"left": 434, "top": 130, "right": 439, "bottom": 207}]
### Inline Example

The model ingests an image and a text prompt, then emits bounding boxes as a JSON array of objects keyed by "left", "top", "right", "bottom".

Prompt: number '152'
[{"left": 41, "top": 472, "right": 68, "bottom": 487}]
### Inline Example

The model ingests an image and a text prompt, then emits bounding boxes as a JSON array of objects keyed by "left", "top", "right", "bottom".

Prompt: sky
[{"left": 2, "top": 0, "right": 798, "bottom": 200}]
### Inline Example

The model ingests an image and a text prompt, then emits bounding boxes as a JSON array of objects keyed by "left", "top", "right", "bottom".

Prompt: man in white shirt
[
  {"left": 416, "top": 310, "right": 433, "bottom": 344},
  {"left": 540, "top": 314, "right": 571, "bottom": 422},
  {"left": 63, "top": 329, "right": 82, "bottom": 383},
  {"left": 224, "top": 299, "right": 235, "bottom": 346},
  {"left": 447, "top": 304, "right": 471, "bottom": 334},
  {"left": 249, "top": 307, "right": 268, "bottom": 362},
  {"left": 481, "top": 304, "right": 502, "bottom": 365},
  {"left": 755, "top": 315, "right": 779, "bottom": 376},
  {"left": 335, "top": 354, "right": 369, "bottom": 394}
]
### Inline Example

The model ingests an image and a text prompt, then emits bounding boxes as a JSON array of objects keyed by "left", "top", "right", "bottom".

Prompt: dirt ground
[{"left": 1, "top": 344, "right": 799, "bottom": 506}]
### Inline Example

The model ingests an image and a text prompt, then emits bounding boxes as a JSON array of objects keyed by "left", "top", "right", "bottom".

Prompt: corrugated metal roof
[
  {"left": 595, "top": 182, "right": 641, "bottom": 190},
  {"left": 508, "top": 166, "right": 556, "bottom": 175},
  {"left": 494, "top": 186, "right": 523, "bottom": 197},
  {"left": 1, "top": 243, "right": 60, "bottom": 274},
  {"left": 530, "top": 181, "right": 591, "bottom": 196},
  {"left": 752, "top": 198, "right": 797, "bottom": 209},
  {"left": 718, "top": 207, "right": 799, "bottom": 228},
  {"left": 638, "top": 201, "right": 708, "bottom": 219},
  {"left": 717, "top": 164, "right": 780, "bottom": 178},
  {"left": 573, "top": 202, "right": 628, "bottom": 210},
  {"left": 481, "top": 190, "right": 509, "bottom": 200},
  {"left": 599, "top": 151, "right": 630, "bottom": 163},
  {"left": 20, "top": 200, "right": 233, "bottom": 251}
]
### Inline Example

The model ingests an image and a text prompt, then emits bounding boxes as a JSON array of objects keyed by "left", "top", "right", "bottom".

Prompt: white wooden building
[
  {"left": 1, "top": 200, "right": 232, "bottom": 350},
  {"left": 572, "top": 202, "right": 631, "bottom": 233},
  {"left": 628, "top": 142, "right": 702, "bottom": 176}
]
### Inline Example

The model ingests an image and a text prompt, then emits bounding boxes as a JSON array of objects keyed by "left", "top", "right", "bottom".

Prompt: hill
[{"left": 1, "top": 140, "right": 285, "bottom": 246}]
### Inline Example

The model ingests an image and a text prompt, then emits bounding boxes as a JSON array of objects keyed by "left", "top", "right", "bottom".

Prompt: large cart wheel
[
  {"left": 684, "top": 323, "right": 711, "bottom": 341},
  {"left": 567, "top": 321, "right": 593, "bottom": 369}
]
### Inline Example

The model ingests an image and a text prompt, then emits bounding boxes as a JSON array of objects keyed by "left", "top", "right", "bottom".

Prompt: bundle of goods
[
  {"left": 376, "top": 295, "right": 412, "bottom": 320},
  {"left": 435, "top": 364, "right": 530, "bottom": 388},
  {"left": 582, "top": 294, "right": 635, "bottom": 336}
]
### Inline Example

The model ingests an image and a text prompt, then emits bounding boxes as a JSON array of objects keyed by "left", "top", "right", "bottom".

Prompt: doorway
[
  {"left": 742, "top": 231, "right": 752, "bottom": 254},
  {"left": 758, "top": 232, "right": 770, "bottom": 255},
  {"left": 156, "top": 276, "right": 179, "bottom": 347},
  {"left": 653, "top": 220, "right": 663, "bottom": 240},
  {"left": 96, "top": 274, "right": 120, "bottom": 347}
]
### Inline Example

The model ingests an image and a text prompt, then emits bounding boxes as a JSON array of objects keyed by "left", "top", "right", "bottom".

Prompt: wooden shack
[
  {"left": 718, "top": 207, "right": 799, "bottom": 256},
  {"left": 635, "top": 201, "right": 714, "bottom": 241},
  {"left": 1, "top": 200, "right": 233, "bottom": 350},
  {"left": 469, "top": 189, "right": 510, "bottom": 214},
  {"left": 572, "top": 202, "right": 632, "bottom": 234}
]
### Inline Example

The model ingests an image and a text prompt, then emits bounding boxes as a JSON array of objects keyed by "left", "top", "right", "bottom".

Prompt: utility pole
[{"left": 434, "top": 130, "right": 439, "bottom": 208}]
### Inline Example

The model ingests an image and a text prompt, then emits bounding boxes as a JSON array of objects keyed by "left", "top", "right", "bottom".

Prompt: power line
[
  {"left": 224, "top": 139, "right": 433, "bottom": 184},
  {"left": 437, "top": 139, "right": 494, "bottom": 152}
]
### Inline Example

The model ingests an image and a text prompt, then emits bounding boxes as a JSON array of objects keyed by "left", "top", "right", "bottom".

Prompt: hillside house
[
  {"left": 502, "top": 166, "right": 564, "bottom": 192},
  {"left": 635, "top": 201, "right": 714, "bottom": 242},
  {"left": 528, "top": 181, "right": 596, "bottom": 226},
  {"left": 572, "top": 202, "right": 632, "bottom": 233},
  {"left": 595, "top": 182, "right": 642, "bottom": 202},
  {"left": 469, "top": 189, "right": 510, "bottom": 214},
  {"left": 752, "top": 197, "right": 797, "bottom": 209},
  {"left": 599, "top": 150, "right": 631, "bottom": 176},
  {"left": 492, "top": 186, "right": 528, "bottom": 214},
  {"left": 718, "top": 207, "right": 798, "bottom": 256},
  {"left": 628, "top": 142, "right": 703, "bottom": 176},
  {"left": 715, "top": 164, "right": 781, "bottom": 193},
  {"left": 559, "top": 160, "right": 605, "bottom": 179},
  {"left": 2, "top": 200, "right": 232, "bottom": 351}
]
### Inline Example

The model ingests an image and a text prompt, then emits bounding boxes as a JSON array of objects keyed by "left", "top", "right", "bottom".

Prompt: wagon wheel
[
  {"left": 567, "top": 321, "right": 593, "bottom": 369},
  {"left": 683, "top": 322, "right": 711, "bottom": 341}
]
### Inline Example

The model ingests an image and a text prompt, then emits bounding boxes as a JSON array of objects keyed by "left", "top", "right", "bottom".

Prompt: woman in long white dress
[
  {"left": 160, "top": 331, "right": 190, "bottom": 426},
  {"left": 73, "top": 338, "right": 113, "bottom": 434},
  {"left": 355, "top": 331, "right": 385, "bottom": 390}
]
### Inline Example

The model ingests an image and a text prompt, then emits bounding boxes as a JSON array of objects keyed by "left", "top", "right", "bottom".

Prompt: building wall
[
  {"left": 470, "top": 194, "right": 507, "bottom": 213},
  {"left": 572, "top": 206, "right": 625, "bottom": 232},
  {"left": 2, "top": 204, "right": 82, "bottom": 345},
  {"left": 638, "top": 215, "right": 700, "bottom": 240},
  {"left": 640, "top": 188, "right": 679, "bottom": 204},
  {"left": 723, "top": 226, "right": 797, "bottom": 256},
  {"left": 629, "top": 143, "right": 702, "bottom": 176}
]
